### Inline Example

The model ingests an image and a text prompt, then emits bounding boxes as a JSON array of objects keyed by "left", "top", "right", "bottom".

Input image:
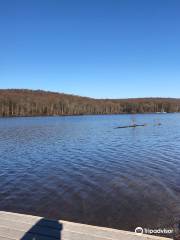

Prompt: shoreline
[{"left": 1, "top": 112, "right": 180, "bottom": 119}]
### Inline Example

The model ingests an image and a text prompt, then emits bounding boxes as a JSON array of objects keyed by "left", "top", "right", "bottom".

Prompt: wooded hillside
[{"left": 0, "top": 89, "right": 180, "bottom": 117}]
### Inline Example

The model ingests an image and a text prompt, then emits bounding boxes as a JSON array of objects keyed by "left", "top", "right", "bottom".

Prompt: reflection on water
[{"left": 0, "top": 114, "right": 180, "bottom": 234}]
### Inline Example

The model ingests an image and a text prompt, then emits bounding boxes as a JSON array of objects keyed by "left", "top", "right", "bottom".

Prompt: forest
[{"left": 0, "top": 89, "right": 180, "bottom": 117}]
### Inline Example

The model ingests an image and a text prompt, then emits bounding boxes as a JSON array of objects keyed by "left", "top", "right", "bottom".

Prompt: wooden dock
[{"left": 0, "top": 211, "right": 172, "bottom": 240}]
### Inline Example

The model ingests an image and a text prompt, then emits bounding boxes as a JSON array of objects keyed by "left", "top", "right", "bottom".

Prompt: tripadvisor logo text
[{"left": 135, "top": 227, "right": 173, "bottom": 235}]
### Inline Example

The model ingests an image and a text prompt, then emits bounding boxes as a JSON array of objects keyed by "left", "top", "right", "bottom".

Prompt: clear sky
[{"left": 0, "top": 0, "right": 180, "bottom": 98}]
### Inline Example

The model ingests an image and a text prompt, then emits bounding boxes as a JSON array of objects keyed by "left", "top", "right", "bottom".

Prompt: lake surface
[{"left": 0, "top": 114, "right": 180, "bottom": 236}]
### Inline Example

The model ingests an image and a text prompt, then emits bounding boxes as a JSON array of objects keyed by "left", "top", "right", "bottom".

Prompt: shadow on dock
[{"left": 20, "top": 218, "right": 62, "bottom": 240}]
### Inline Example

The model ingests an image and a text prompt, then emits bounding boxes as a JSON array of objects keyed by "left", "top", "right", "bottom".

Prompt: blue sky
[{"left": 0, "top": 0, "right": 180, "bottom": 98}]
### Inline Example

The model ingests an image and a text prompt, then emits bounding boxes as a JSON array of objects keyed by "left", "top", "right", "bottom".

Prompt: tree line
[{"left": 0, "top": 89, "right": 180, "bottom": 117}]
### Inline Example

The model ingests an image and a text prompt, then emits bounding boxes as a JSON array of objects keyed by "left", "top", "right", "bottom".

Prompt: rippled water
[{"left": 0, "top": 114, "right": 180, "bottom": 235}]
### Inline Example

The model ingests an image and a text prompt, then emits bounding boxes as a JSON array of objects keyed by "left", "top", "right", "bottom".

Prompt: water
[{"left": 0, "top": 114, "right": 180, "bottom": 235}]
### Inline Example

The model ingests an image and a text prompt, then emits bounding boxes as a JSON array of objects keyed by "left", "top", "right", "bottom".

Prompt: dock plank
[
  {"left": 0, "top": 211, "right": 172, "bottom": 240},
  {"left": 0, "top": 226, "right": 56, "bottom": 240}
]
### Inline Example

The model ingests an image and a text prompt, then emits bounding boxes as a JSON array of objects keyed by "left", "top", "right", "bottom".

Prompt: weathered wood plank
[
  {"left": 0, "top": 211, "right": 43, "bottom": 223},
  {"left": 0, "top": 211, "right": 172, "bottom": 240},
  {"left": 0, "top": 217, "right": 62, "bottom": 231},
  {"left": 0, "top": 215, "right": 148, "bottom": 240},
  {"left": 0, "top": 225, "right": 165, "bottom": 240},
  {"left": 61, "top": 220, "right": 171, "bottom": 240},
  {"left": 62, "top": 230, "right": 171, "bottom": 240},
  {"left": 0, "top": 221, "right": 61, "bottom": 238},
  {"left": 0, "top": 237, "right": 13, "bottom": 240},
  {"left": 0, "top": 226, "right": 56, "bottom": 240}
]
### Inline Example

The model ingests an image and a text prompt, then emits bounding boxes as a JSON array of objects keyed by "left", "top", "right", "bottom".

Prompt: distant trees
[{"left": 0, "top": 89, "right": 180, "bottom": 117}]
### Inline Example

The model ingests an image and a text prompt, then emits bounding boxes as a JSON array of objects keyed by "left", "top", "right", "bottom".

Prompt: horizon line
[{"left": 0, "top": 88, "right": 180, "bottom": 100}]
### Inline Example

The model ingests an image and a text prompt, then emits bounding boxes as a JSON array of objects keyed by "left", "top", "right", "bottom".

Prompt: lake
[{"left": 0, "top": 114, "right": 180, "bottom": 236}]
